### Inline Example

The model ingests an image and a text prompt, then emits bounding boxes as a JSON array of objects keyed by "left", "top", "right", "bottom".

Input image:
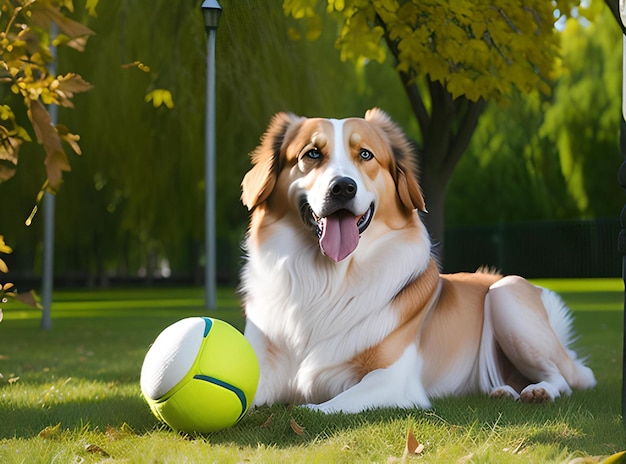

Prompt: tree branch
[
  {"left": 424, "top": 78, "right": 454, "bottom": 169},
  {"left": 375, "top": 11, "right": 429, "bottom": 150},
  {"left": 443, "top": 97, "right": 486, "bottom": 180}
]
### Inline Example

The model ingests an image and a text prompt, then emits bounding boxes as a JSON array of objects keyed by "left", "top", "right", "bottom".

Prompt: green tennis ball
[{"left": 140, "top": 317, "right": 259, "bottom": 433}]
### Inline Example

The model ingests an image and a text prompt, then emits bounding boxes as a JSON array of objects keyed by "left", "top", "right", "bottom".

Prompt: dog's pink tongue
[{"left": 319, "top": 210, "right": 359, "bottom": 262}]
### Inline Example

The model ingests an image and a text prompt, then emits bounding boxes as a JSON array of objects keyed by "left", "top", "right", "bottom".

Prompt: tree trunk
[
  {"left": 419, "top": 170, "right": 447, "bottom": 266},
  {"left": 403, "top": 77, "right": 486, "bottom": 262}
]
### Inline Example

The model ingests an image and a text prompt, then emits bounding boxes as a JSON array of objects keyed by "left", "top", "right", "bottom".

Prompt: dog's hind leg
[{"left": 484, "top": 276, "right": 596, "bottom": 403}]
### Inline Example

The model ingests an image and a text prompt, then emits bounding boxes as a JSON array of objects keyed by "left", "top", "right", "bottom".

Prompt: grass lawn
[{"left": 0, "top": 279, "right": 624, "bottom": 463}]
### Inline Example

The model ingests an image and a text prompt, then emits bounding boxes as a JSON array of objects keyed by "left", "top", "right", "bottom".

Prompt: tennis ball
[{"left": 140, "top": 317, "right": 259, "bottom": 433}]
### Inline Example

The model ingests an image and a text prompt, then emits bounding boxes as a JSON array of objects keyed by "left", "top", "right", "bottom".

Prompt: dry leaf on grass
[
  {"left": 289, "top": 417, "right": 305, "bottom": 436},
  {"left": 261, "top": 413, "right": 274, "bottom": 429},
  {"left": 387, "top": 428, "right": 425, "bottom": 462},
  {"left": 38, "top": 423, "right": 62, "bottom": 439},
  {"left": 105, "top": 424, "right": 134, "bottom": 441},
  {"left": 404, "top": 428, "right": 425, "bottom": 457},
  {"left": 84, "top": 443, "right": 110, "bottom": 457}
]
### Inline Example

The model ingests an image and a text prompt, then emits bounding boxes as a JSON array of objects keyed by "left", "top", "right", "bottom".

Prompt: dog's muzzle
[{"left": 299, "top": 197, "right": 374, "bottom": 262}]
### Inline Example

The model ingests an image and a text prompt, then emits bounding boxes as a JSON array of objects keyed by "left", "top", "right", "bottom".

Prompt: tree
[
  {"left": 23, "top": 0, "right": 374, "bottom": 284},
  {"left": 284, "top": 0, "right": 588, "bottom": 252},
  {"left": 0, "top": 0, "right": 95, "bottom": 300}
]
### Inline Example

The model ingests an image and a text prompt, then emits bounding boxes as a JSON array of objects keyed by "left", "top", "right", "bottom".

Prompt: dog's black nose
[{"left": 330, "top": 177, "right": 357, "bottom": 200}]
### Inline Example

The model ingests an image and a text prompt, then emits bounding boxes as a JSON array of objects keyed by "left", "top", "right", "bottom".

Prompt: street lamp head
[{"left": 202, "top": 0, "right": 222, "bottom": 31}]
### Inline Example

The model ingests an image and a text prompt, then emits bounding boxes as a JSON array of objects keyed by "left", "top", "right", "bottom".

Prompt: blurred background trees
[{"left": 1, "top": 0, "right": 622, "bottom": 287}]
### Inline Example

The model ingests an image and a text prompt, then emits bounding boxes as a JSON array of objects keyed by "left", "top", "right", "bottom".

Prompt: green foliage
[
  {"left": 447, "top": 4, "right": 622, "bottom": 226},
  {"left": 3, "top": 0, "right": 392, "bottom": 283},
  {"left": 541, "top": 7, "right": 622, "bottom": 218},
  {"left": 1, "top": 1, "right": 622, "bottom": 282}
]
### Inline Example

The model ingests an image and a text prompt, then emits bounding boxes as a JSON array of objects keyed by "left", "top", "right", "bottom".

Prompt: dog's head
[{"left": 242, "top": 108, "right": 425, "bottom": 262}]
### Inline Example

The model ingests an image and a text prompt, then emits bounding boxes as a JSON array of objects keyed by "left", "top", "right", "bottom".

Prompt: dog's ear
[
  {"left": 364, "top": 108, "right": 426, "bottom": 213},
  {"left": 241, "top": 112, "right": 302, "bottom": 210}
]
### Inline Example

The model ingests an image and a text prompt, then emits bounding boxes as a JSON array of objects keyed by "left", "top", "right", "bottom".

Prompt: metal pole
[
  {"left": 41, "top": 24, "right": 58, "bottom": 330},
  {"left": 41, "top": 191, "right": 54, "bottom": 330},
  {"left": 204, "top": 26, "right": 217, "bottom": 311}
]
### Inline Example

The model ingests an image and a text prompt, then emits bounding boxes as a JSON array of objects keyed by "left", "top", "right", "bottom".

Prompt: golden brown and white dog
[{"left": 239, "top": 108, "right": 596, "bottom": 413}]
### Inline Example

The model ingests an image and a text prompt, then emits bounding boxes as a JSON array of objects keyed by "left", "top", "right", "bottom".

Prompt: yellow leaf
[
  {"left": 0, "top": 237, "right": 12, "bottom": 254},
  {"left": 0, "top": 259, "right": 7, "bottom": 273},
  {"left": 287, "top": 27, "right": 302, "bottom": 41},
  {"left": 145, "top": 89, "right": 174, "bottom": 109},
  {"left": 86, "top": 0, "right": 99, "bottom": 17},
  {"left": 121, "top": 61, "right": 151, "bottom": 72},
  {"left": 305, "top": 14, "right": 322, "bottom": 41}
]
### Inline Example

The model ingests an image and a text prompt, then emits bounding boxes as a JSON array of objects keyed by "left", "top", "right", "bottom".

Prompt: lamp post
[
  {"left": 201, "top": 0, "right": 221, "bottom": 310},
  {"left": 41, "top": 23, "right": 58, "bottom": 330},
  {"left": 619, "top": 0, "right": 626, "bottom": 428}
]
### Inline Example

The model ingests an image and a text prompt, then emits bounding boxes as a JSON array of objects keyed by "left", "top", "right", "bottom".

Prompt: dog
[{"left": 239, "top": 108, "right": 596, "bottom": 413}]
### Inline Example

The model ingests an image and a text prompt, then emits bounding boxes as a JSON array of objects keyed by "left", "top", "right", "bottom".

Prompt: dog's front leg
[
  {"left": 244, "top": 319, "right": 291, "bottom": 407},
  {"left": 304, "top": 344, "right": 431, "bottom": 413}
]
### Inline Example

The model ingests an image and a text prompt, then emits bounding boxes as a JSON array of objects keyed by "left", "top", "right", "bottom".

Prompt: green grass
[{"left": 0, "top": 280, "right": 624, "bottom": 463}]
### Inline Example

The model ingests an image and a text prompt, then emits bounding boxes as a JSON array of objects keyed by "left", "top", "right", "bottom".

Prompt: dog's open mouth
[{"left": 300, "top": 201, "right": 374, "bottom": 262}]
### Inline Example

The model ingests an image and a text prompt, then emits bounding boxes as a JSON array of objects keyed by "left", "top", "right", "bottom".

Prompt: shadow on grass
[
  {"left": 1, "top": 310, "right": 623, "bottom": 456},
  {"left": 0, "top": 394, "right": 156, "bottom": 439}
]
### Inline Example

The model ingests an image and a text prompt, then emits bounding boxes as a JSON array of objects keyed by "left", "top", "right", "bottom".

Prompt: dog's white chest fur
[{"left": 242, "top": 219, "right": 431, "bottom": 405}]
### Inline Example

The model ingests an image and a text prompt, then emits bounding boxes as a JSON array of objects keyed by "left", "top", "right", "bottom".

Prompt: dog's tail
[{"left": 540, "top": 288, "right": 597, "bottom": 390}]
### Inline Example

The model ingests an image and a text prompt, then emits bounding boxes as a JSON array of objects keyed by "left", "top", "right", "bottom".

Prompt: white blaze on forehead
[{"left": 328, "top": 119, "right": 358, "bottom": 179}]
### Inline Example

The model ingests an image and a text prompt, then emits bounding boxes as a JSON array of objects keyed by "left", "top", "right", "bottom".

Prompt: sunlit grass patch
[{"left": 0, "top": 280, "right": 624, "bottom": 463}]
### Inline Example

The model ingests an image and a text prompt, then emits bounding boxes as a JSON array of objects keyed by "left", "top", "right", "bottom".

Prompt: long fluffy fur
[{"left": 240, "top": 109, "right": 596, "bottom": 413}]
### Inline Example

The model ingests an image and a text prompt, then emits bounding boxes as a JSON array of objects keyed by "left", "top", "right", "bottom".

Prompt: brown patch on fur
[
  {"left": 349, "top": 259, "right": 440, "bottom": 379},
  {"left": 241, "top": 112, "right": 303, "bottom": 210},
  {"left": 419, "top": 271, "right": 502, "bottom": 390},
  {"left": 364, "top": 108, "right": 425, "bottom": 212}
]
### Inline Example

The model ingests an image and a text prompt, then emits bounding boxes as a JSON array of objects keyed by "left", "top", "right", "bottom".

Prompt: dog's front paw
[{"left": 301, "top": 402, "right": 339, "bottom": 414}]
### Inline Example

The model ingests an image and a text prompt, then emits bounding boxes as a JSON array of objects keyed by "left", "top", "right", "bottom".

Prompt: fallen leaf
[
  {"left": 15, "top": 290, "right": 41, "bottom": 309},
  {"left": 38, "top": 423, "right": 62, "bottom": 439},
  {"left": 261, "top": 413, "right": 274, "bottom": 429},
  {"left": 403, "top": 428, "right": 424, "bottom": 457},
  {"left": 84, "top": 444, "right": 110, "bottom": 457},
  {"left": 289, "top": 417, "right": 305, "bottom": 436},
  {"left": 503, "top": 438, "right": 526, "bottom": 454},
  {"left": 8, "top": 376, "right": 19, "bottom": 384},
  {"left": 105, "top": 425, "right": 125, "bottom": 440}
]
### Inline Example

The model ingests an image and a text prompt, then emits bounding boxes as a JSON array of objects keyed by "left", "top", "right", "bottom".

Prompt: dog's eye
[
  {"left": 359, "top": 149, "right": 374, "bottom": 161},
  {"left": 305, "top": 148, "right": 322, "bottom": 160}
]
